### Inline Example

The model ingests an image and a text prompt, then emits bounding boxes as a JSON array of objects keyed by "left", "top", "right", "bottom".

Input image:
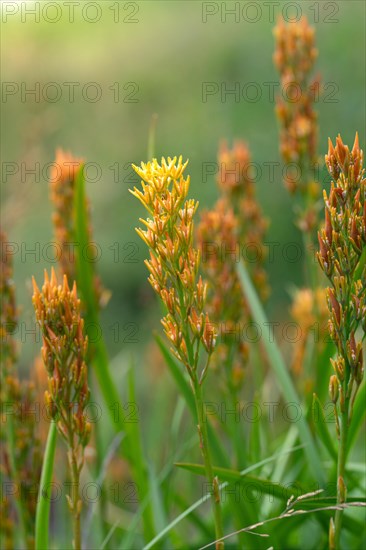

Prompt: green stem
[
  {"left": 69, "top": 449, "right": 81, "bottom": 550},
  {"left": 334, "top": 399, "right": 349, "bottom": 549},
  {"left": 193, "top": 379, "right": 224, "bottom": 550},
  {"left": 35, "top": 420, "right": 57, "bottom": 550}
]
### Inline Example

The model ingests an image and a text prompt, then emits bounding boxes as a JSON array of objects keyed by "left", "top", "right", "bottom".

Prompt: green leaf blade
[
  {"left": 175, "top": 462, "right": 298, "bottom": 501},
  {"left": 35, "top": 420, "right": 57, "bottom": 550}
]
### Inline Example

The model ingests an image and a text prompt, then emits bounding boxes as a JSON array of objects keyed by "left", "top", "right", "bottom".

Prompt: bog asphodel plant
[
  {"left": 130, "top": 156, "right": 224, "bottom": 549},
  {"left": 317, "top": 133, "right": 365, "bottom": 549},
  {"left": 273, "top": 16, "right": 320, "bottom": 233},
  {"left": 32, "top": 269, "right": 91, "bottom": 550}
]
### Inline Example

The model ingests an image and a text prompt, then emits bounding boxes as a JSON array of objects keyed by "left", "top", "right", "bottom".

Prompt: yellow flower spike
[{"left": 131, "top": 156, "right": 225, "bottom": 544}]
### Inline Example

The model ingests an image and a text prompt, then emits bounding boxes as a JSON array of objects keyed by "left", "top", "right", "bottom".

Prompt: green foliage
[{"left": 35, "top": 421, "right": 57, "bottom": 550}]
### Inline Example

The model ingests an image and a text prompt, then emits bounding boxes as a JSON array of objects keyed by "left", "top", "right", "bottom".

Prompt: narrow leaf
[
  {"left": 73, "top": 168, "right": 128, "bottom": 435},
  {"left": 290, "top": 496, "right": 366, "bottom": 510},
  {"left": 175, "top": 462, "right": 298, "bottom": 500},
  {"left": 35, "top": 420, "right": 57, "bottom": 550}
]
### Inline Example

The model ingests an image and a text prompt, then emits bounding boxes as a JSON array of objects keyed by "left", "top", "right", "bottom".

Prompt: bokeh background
[{"left": 1, "top": 0, "right": 365, "bottom": 465}]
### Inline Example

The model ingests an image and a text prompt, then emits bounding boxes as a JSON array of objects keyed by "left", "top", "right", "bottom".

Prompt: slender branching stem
[
  {"left": 193, "top": 378, "right": 224, "bottom": 550},
  {"left": 334, "top": 398, "right": 350, "bottom": 549},
  {"left": 69, "top": 447, "right": 82, "bottom": 550}
]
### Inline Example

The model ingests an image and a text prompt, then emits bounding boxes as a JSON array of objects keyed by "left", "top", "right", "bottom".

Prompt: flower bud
[{"left": 329, "top": 375, "right": 339, "bottom": 404}]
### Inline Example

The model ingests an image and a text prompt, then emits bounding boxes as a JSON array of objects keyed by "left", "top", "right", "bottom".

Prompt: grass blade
[
  {"left": 236, "top": 260, "right": 325, "bottom": 483},
  {"left": 73, "top": 167, "right": 125, "bottom": 431},
  {"left": 290, "top": 496, "right": 366, "bottom": 510},
  {"left": 175, "top": 463, "right": 300, "bottom": 500},
  {"left": 35, "top": 420, "right": 57, "bottom": 550}
]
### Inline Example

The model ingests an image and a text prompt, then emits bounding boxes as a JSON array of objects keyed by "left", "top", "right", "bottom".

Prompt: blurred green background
[{"left": 1, "top": 0, "right": 365, "bottom": 377}]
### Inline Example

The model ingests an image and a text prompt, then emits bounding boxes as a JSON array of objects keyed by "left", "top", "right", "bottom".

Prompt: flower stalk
[{"left": 131, "top": 156, "right": 224, "bottom": 549}]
